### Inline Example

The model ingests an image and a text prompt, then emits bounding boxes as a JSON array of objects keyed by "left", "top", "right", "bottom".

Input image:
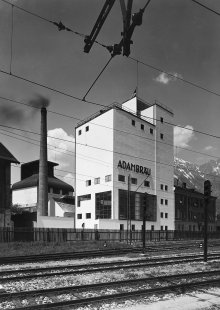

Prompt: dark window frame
[
  {"left": 118, "top": 174, "right": 125, "bottom": 182},
  {"left": 86, "top": 213, "right": 91, "bottom": 219},
  {"left": 131, "top": 177, "right": 137, "bottom": 185}
]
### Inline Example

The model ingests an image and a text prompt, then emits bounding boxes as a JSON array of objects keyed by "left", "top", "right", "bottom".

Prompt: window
[
  {"left": 132, "top": 120, "right": 135, "bottom": 126},
  {"left": 78, "top": 130, "right": 82, "bottom": 135},
  {"left": 165, "top": 226, "right": 168, "bottom": 231},
  {"left": 131, "top": 178, "right": 137, "bottom": 185},
  {"left": 105, "top": 174, "right": 112, "bottom": 182},
  {"left": 165, "top": 213, "right": 168, "bottom": 218},
  {"left": 151, "top": 225, "right": 154, "bottom": 231},
  {"left": 53, "top": 188, "right": 60, "bottom": 194},
  {"left": 77, "top": 214, "right": 82, "bottom": 219},
  {"left": 118, "top": 174, "right": 125, "bottom": 182},
  {"left": 161, "top": 226, "right": 163, "bottom": 231},
  {"left": 165, "top": 185, "right": 168, "bottom": 191},
  {"left": 161, "top": 199, "right": 164, "bottom": 205},
  {"left": 118, "top": 189, "right": 157, "bottom": 221},
  {"left": 144, "top": 180, "right": 150, "bottom": 187},
  {"left": 160, "top": 184, "right": 164, "bottom": 190},
  {"left": 86, "top": 126, "right": 89, "bottom": 132},
  {"left": 77, "top": 194, "right": 91, "bottom": 207},
  {"left": 160, "top": 133, "right": 164, "bottom": 140},
  {"left": 160, "top": 117, "right": 164, "bottom": 123},
  {"left": 132, "top": 224, "right": 135, "bottom": 231},
  {"left": 86, "top": 180, "right": 91, "bottom": 186},
  {"left": 150, "top": 128, "right": 153, "bottom": 134},
  {"left": 165, "top": 199, "right": 168, "bottom": 206},
  {"left": 160, "top": 212, "right": 163, "bottom": 218},
  {"left": 120, "top": 224, "right": 124, "bottom": 230},
  {"left": 94, "top": 177, "right": 100, "bottom": 185},
  {"left": 141, "top": 124, "right": 144, "bottom": 130},
  {"left": 96, "top": 191, "right": 111, "bottom": 219},
  {"left": 86, "top": 213, "right": 91, "bottom": 219}
]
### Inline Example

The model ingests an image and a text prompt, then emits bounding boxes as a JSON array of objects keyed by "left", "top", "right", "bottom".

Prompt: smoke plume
[
  {"left": 29, "top": 94, "right": 50, "bottom": 109},
  {"left": 0, "top": 104, "right": 26, "bottom": 125}
]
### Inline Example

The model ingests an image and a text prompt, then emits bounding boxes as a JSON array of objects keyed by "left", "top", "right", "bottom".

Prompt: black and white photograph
[{"left": 0, "top": 0, "right": 220, "bottom": 309}]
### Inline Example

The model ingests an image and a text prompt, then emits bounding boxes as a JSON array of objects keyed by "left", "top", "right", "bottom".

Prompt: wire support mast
[
  {"left": 82, "top": 56, "right": 113, "bottom": 101},
  {"left": 84, "top": 0, "right": 116, "bottom": 53}
]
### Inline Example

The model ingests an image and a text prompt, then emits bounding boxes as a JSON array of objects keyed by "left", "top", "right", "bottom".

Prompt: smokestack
[{"left": 38, "top": 107, "right": 48, "bottom": 216}]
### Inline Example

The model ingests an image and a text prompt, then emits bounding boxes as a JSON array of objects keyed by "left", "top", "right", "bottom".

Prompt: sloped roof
[
  {"left": 54, "top": 197, "right": 75, "bottom": 213},
  {"left": 0, "top": 143, "right": 19, "bottom": 164},
  {"left": 12, "top": 173, "right": 74, "bottom": 192}
]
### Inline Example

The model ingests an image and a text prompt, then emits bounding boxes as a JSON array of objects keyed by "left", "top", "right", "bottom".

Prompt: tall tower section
[{"left": 154, "top": 101, "right": 174, "bottom": 230}]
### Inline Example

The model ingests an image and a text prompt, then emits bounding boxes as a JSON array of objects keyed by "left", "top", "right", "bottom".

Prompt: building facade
[
  {"left": 75, "top": 97, "right": 174, "bottom": 230},
  {"left": 0, "top": 143, "right": 19, "bottom": 227},
  {"left": 12, "top": 160, "right": 75, "bottom": 228},
  {"left": 175, "top": 184, "right": 216, "bottom": 232}
]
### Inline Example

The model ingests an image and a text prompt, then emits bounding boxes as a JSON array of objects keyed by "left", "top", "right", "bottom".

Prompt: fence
[{"left": 0, "top": 227, "right": 220, "bottom": 243}]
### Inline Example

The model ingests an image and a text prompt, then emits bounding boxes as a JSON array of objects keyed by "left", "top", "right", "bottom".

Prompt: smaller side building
[
  {"left": 175, "top": 184, "right": 216, "bottom": 232},
  {"left": 12, "top": 160, "right": 75, "bottom": 228},
  {"left": 0, "top": 143, "right": 19, "bottom": 227}
]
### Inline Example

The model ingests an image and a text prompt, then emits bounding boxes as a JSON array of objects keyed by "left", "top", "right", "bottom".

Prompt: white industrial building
[{"left": 75, "top": 96, "right": 174, "bottom": 230}]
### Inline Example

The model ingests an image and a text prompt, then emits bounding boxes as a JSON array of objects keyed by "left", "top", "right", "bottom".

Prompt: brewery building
[{"left": 75, "top": 96, "right": 174, "bottom": 230}]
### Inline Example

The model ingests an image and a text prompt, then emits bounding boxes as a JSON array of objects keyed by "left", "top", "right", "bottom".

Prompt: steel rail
[
  {"left": 1, "top": 252, "right": 220, "bottom": 280},
  {"left": 1, "top": 253, "right": 220, "bottom": 282},
  {"left": 0, "top": 271, "right": 220, "bottom": 309}
]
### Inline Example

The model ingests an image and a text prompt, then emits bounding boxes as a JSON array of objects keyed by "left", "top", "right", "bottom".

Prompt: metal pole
[
  {"left": 142, "top": 192, "right": 147, "bottom": 253},
  {"left": 204, "top": 196, "right": 208, "bottom": 262},
  {"left": 127, "top": 174, "right": 130, "bottom": 243},
  {"left": 203, "top": 180, "right": 211, "bottom": 262}
]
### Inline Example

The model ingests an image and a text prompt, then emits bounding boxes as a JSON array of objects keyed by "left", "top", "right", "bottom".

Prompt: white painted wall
[
  {"left": 75, "top": 98, "right": 174, "bottom": 230},
  {"left": 122, "top": 97, "right": 137, "bottom": 114},
  {"left": 141, "top": 106, "right": 155, "bottom": 125},
  {"left": 12, "top": 187, "right": 37, "bottom": 206},
  {"left": 75, "top": 109, "right": 114, "bottom": 229},
  {"left": 35, "top": 215, "right": 74, "bottom": 228}
]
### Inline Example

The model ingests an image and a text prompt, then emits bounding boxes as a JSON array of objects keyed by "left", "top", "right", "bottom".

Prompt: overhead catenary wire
[
  {"left": 2, "top": 0, "right": 220, "bottom": 101},
  {"left": 1, "top": 93, "right": 220, "bottom": 162},
  {"left": 191, "top": 0, "right": 220, "bottom": 17},
  {"left": 128, "top": 56, "right": 220, "bottom": 99},
  {"left": 1, "top": 0, "right": 87, "bottom": 38},
  {"left": 10, "top": 4, "right": 14, "bottom": 74},
  {"left": 82, "top": 56, "right": 113, "bottom": 101},
  {"left": 0, "top": 121, "right": 219, "bottom": 175}
]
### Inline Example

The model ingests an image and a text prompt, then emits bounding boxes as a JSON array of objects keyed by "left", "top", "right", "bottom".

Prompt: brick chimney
[{"left": 38, "top": 107, "right": 48, "bottom": 216}]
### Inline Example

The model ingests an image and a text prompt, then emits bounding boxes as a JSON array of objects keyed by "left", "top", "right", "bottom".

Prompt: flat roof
[{"left": 75, "top": 96, "right": 173, "bottom": 129}]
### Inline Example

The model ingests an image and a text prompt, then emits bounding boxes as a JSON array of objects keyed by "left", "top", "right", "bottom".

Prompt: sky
[{"left": 0, "top": 0, "right": 220, "bottom": 186}]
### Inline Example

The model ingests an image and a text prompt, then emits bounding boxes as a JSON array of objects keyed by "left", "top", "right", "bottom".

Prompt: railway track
[
  {"left": 0, "top": 270, "right": 220, "bottom": 309},
  {"left": 1, "top": 240, "right": 219, "bottom": 264},
  {"left": 0, "top": 252, "right": 220, "bottom": 282}
]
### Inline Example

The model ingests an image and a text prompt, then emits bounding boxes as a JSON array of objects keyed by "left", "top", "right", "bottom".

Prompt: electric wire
[
  {"left": 2, "top": 0, "right": 220, "bottom": 101},
  {"left": 191, "top": 0, "right": 220, "bottom": 17},
  {"left": 1, "top": 0, "right": 87, "bottom": 38},
  {"left": 10, "top": 4, "right": 14, "bottom": 74},
  {"left": 1, "top": 66, "right": 220, "bottom": 143},
  {"left": 0, "top": 68, "right": 106, "bottom": 108},
  {"left": 128, "top": 56, "right": 220, "bottom": 99},
  {"left": 0, "top": 94, "right": 219, "bottom": 163},
  {"left": 82, "top": 56, "right": 113, "bottom": 101},
  {"left": 1, "top": 92, "right": 220, "bottom": 159}
]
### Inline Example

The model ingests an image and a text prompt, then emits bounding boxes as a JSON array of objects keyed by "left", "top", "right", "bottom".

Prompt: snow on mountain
[{"left": 175, "top": 157, "right": 220, "bottom": 215}]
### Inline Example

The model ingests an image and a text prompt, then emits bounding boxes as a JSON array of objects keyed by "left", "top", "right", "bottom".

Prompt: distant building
[
  {"left": 0, "top": 142, "right": 19, "bottom": 227},
  {"left": 75, "top": 96, "right": 174, "bottom": 230},
  {"left": 175, "top": 183, "right": 217, "bottom": 232},
  {"left": 12, "top": 160, "right": 75, "bottom": 228}
]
